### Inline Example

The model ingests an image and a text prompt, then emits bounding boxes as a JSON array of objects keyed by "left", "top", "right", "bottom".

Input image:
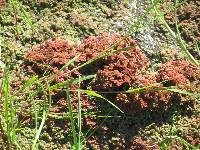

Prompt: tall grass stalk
[
  {"left": 127, "top": 0, "right": 162, "bottom": 34},
  {"left": 66, "top": 86, "right": 78, "bottom": 150},
  {"left": 151, "top": 0, "right": 199, "bottom": 66},
  {"left": 0, "top": 44, "right": 17, "bottom": 149},
  {"left": 160, "top": 135, "right": 198, "bottom": 150},
  {"left": 83, "top": 90, "right": 124, "bottom": 113},
  {"left": 9, "top": 0, "right": 33, "bottom": 29},
  {"left": 77, "top": 76, "right": 82, "bottom": 149},
  {"left": 32, "top": 81, "right": 51, "bottom": 150}
]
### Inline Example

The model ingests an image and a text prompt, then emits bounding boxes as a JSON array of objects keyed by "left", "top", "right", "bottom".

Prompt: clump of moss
[
  {"left": 75, "top": 33, "right": 149, "bottom": 78},
  {"left": 76, "top": 33, "right": 148, "bottom": 90}
]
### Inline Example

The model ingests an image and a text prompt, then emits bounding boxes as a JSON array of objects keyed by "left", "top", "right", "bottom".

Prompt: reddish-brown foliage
[
  {"left": 24, "top": 34, "right": 199, "bottom": 114},
  {"left": 76, "top": 33, "right": 122, "bottom": 63},
  {"left": 90, "top": 37, "right": 149, "bottom": 90},
  {"left": 24, "top": 39, "right": 77, "bottom": 74},
  {"left": 130, "top": 137, "right": 159, "bottom": 150},
  {"left": 24, "top": 39, "right": 97, "bottom": 113},
  {"left": 116, "top": 60, "right": 200, "bottom": 112},
  {"left": 0, "top": 0, "right": 6, "bottom": 8},
  {"left": 156, "top": 60, "right": 200, "bottom": 85},
  {"left": 75, "top": 33, "right": 148, "bottom": 75},
  {"left": 115, "top": 74, "right": 171, "bottom": 112},
  {"left": 26, "top": 39, "right": 76, "bottom": 66}
]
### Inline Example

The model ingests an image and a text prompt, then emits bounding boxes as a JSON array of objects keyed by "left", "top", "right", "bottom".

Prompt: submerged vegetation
[{"left": 0, "top": 0, "right": 199, "bottom": 149}]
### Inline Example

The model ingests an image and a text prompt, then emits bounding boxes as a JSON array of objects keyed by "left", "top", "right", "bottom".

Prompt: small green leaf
[
  {"left": 49, "top": 75, "right": 96, "bottom": 91},
  {"left": 166, "top": 88, "right": 200, "bottom": 97},
  {"left": 66, "top": 89, "right": 78, "bottom": 149},
  {"left": 83, "top": 90, "right": 124, "bottom": 113},
  {"left": 49, "top": 53, "right": 81, "bottom": 82},
  {"left": 14, "top": 76, "right": 38, "bottom": 96}
]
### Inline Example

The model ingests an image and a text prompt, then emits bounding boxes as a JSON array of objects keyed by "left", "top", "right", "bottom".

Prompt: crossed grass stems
[{"left": 0, "top": 0, "right": 199, "bottom": 149}]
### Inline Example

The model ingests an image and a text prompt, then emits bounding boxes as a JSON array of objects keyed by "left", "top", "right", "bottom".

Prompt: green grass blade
[
  {"left": 128, "top": 83, "right": 200, "bottom": 97},
  {"left": 127, "top": 0, "right": 162, "bottom": 34},
  {"left": 49, "top": 53, "right": 81, "bottom": 82},
  {"left": 49, "top": 75, "right": 96, "bottom": 91},
  {"left": 14, "top": 76, "right": 38, "bottom": 96},
  {"left": 18, "top": 3, "right": 33, "bottom": 29},
  {"left": 32, "top": 108, "right": 47, "bottom": 150},
  {"left": 126, "top": 87, "right": 149, "bottom": 93},
  {"left": 151, "top": 0, "right": 199, "bottom": 66},
  {"left": 66, "top": 88, "right": 78, "bottom": 149},
  {"left": 77, "top": 76, "right": 82, "bottom": 150},
  {"left": 67, "top": 46, "right": 136, "bottom": 75},
  {"left": 10, "top": 0, "right": 33, "bottom": 29},
  {"left": 1, "top": 51, "right": 16, "bottom": 149},
  {"left": 175, "top": 20, "right": 199, "bottom": 66},
  {"left": 82, "top": 90, "right": 124, "bottom": 113},
  {"left": 32, "top": 83, "right": 49, "bottom": 150},
  {"left": 165, "top": 88, "right": 200, "bottom": 97},
  {"left": 15, "top": 140, "right": 22, "bottom": 150}
]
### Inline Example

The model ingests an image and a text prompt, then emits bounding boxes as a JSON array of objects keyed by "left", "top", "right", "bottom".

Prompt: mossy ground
[{"left": 0, "top": 0, "right": 199, "bottom": 149}]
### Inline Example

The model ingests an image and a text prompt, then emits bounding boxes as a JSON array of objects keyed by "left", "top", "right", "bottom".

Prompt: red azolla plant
[
  {"left": 76, "top": 33, "right": 122, "bottom": 63},
  {"left": 116, "top": 60, "right": 200, "bottom": 113},
  {"left": 115, "top": 74, "right": 167, "bottom": 112},
  {"left": 156, "top": 60, "right": 200, "bottom": 85},
  {"left": 24, "top": 38, "right": 98, "bottom": 114},
  {"left": 130, "top": 137, "right": 159, "bottom": 150},
  {"left": 24, "top": 39, "right": 77, "bottom": 75},
  {"left": 92, "top": 43, "right": 149, "bottom": 91},
  {"left": 75, "top": 33, "right": 148, "bottom": 75}
]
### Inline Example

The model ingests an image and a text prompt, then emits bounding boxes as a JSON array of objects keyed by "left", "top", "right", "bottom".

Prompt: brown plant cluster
[
  {"left": 24, "top": 33, "right": 200, "bottom": 114},
  {"left": 24, "top": 33, "right": 145, "bottom": 113},
  {"left": 24, "top": 39, "right": 95, "bottom": 113},
  {"left": 156, "top": 60, "right": 200, "bottom": 85},
  {"left": 93, "top": 46, "right": 149, "bottom": 91},
  {"left": 116, "top": 60, "right": 200, "bottom": 112},
  {"left": 25, "top": 39, "right": 77, "bottom": 76},
  {"left": 0, "top": 0, "right": 6, "bottom": 8},
  {"left": 130, "top": 137, "right": 159, "bottom": 150},
  {"left": 75, "top": 32, "right": 149, "bottom": 75}
]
